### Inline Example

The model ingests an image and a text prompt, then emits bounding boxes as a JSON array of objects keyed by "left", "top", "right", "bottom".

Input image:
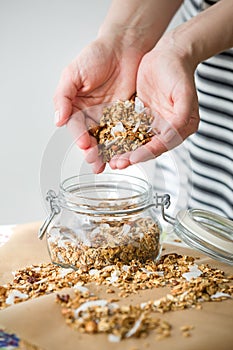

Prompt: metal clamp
[
  {"left": 154, "top": 193, "right": 175, "bottom": 225},
  {"left": 38, "top": 190, "right": 61, "bottom": 240}
]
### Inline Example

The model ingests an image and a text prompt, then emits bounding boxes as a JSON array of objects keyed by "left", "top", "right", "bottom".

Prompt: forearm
[
  {"left": 160, "top": 0, "right": 233, "bottom": 67},
  {"left": 98, "top": 0, "right": 183, "bottom": 53}
]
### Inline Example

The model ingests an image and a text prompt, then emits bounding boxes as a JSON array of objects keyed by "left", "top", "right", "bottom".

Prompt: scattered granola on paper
[
  {"left": 55, "top": 288, "right": 172, "bottom": 341},
  {"left": 1, "top": 253, "right": 232, "bottom": 343}
]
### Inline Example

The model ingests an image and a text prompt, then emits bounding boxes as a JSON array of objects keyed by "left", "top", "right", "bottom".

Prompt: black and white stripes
[{"left": 153, "top": 0, "right": 233, "bottom": 220}]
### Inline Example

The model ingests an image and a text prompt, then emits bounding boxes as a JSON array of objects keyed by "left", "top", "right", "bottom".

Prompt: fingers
[
  {"left": 83, "top": 137, "right": 99, "bottom": 162},
  {"left": 109, "top": 110, "right": 199, "bottom": 169},
  {"left": 108, "top": 138, "right": 164, "bottom": 169},
  {"left": 133, "top": 109, "right": 198, "bottom": 165},
  {"left": 54, "top": 66, "right": 79, "bottom": 126},
  {"left": 80, "top": 132, "right": 106, "bottom": 173},
  {"left": 92, "top": 159, "right": 106, "bottom": 174},
  {"left": 67, "top": 106, "right": 109, "bottom": 173},
  {"left": 67, "top": 111, "right": 92, "bottom": 150},
  {"left": 172, "top": 85, "right": 198, "bottom": 131},
  {"left": 109, "top": 152, "right": 131, "bottom": 170},
  {"left": 84, "top": 144, "right": 106, "bottom": 174}
]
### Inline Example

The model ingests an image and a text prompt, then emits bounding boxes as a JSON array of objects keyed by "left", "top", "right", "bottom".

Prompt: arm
[
  {"left": 159, "top": 0, "right": 233, "bottom": 66},
  {"left": 110, "top": 0, "right": 233, "bottom": 169},
  {"left": 98, "top": 0, "right": 183, "bottom": 53}
]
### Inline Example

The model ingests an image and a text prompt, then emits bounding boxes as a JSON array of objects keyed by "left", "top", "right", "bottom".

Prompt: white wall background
[
  {"left": 0, "top": 0, "right": 182, "bottom": 225},
  {"left": 0, "top": 0, "right": 112, "bottom": 224}
]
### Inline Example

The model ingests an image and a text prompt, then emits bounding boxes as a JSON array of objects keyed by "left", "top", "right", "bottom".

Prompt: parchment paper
[{"left": 0, "top": 222, "right": 232, "bottom": 350}]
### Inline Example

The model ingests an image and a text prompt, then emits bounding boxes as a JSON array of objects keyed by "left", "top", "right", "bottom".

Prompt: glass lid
[{"left": 174, "top": 208, "right": 233, "bottom": 265}]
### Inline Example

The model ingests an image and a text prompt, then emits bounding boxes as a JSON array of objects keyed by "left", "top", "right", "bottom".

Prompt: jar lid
[{"left": 174, "top": 209, "right": 233, "bottom": 265}]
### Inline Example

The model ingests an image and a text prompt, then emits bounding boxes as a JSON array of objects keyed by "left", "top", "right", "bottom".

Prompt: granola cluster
[
  {"left": 56, "top": 290, "right": 173, "bottom": 341},
  {"left": 89, "top": 99, "right": 156, "bottom": 162},
  {"left": 47, "top": 217, "right": 161, "bottom": 270},
  {"left": 1, "top": 253, "right": 232, "bottom": 342}
]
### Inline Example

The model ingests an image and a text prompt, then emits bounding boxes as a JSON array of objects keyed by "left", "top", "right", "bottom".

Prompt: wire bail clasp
[
  {"left": 154, "top": 193, "right": 175, "bottom": 225},
  {"left": 38, "top": 190, "right": 61, "bottom": 240}
]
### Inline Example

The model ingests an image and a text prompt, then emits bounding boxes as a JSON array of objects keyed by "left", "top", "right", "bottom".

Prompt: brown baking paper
[{"left": 0, "top": 222, "right": 233, "bottom": 350}]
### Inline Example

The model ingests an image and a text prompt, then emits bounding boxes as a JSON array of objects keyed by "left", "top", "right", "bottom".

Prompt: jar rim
[
  {"left": 174, "top": 208, "right": 233, "bottom": 265},
  {"left": 59, "top": 173, "right": 152, "bottom": 213}
]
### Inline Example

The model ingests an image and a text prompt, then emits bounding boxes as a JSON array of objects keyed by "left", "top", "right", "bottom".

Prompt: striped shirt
[{"left": 153, "top": 0, "right": 233, "bottom": 220}]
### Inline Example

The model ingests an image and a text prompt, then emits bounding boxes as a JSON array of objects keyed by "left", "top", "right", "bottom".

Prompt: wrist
[
  {"left": 97, "top": 0, "right": 184, "bottom": 55},
  {"left": 158, "top": 0, "right": 233, "bottom": 67},
  {"left": 98, "top": 24, "right": 157, "bottom": 55},
  {"left": 155, "top": 30, "right": 199, "bottom": 72}
]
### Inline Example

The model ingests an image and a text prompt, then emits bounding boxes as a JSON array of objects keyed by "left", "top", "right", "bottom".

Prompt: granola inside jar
[{"left": 41, "top": 173, "right": 162, "bottom": 270}]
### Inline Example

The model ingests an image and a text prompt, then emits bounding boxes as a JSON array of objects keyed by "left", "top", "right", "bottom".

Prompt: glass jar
[
  {"left": 39, "top": 173, "right": 233, "bottom": 269},
  {"left": 39, "top": 173, "right": 167, "bottom": 270}
]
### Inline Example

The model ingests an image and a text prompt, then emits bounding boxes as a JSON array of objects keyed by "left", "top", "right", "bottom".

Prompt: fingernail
[{"left": 54, "top": 110, "right": 60, "bottom": 125}]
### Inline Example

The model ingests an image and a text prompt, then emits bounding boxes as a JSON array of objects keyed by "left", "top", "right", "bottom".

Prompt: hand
[
  {"left": 109, "top": 38, "right": 200, "bottom": 170},
  {"left": 53, "top": 37, "right": 143, "bottom": 173}
]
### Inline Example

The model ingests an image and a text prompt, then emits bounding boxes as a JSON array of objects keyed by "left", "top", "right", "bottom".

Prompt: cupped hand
[
  {"left": 53, "top": 38, "right": 143, "bottom": 173},
  {"left": 109, "top": 39, "right": 200, "bottom": 170}
]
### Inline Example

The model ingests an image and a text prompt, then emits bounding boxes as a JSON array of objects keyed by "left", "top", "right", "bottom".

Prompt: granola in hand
[{"left": 89, "top": 98, "right": 157, "bottom": 162}]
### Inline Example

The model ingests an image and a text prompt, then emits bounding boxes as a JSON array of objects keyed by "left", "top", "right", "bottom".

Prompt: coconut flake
[
  {"left": 153, "top": 298, "right": 162, "bottom": 307},
  {"left": 105, "top": 137, "right": 120, "bottom": 149},
  {"left": 73, "top": 285, "right": 90, "bottom": 294},
  {"left": 106, "top": 270, "right": 121, "bottom": 284},
  {"left": 178, "top": 291, "right": 189, "bottom": 300},
  {"left": 110, "top": 122, "right": 125, "bottom": 137},
  {"left": 140, "top": 302, "right": 148, "bottom": 309},
  {"left": 122, "top": 224, "right": 131, "bottom": 236},
  {"left": 6, "top": 290, "right": 28, "bottom": 305},
  {"left": 34, "top": 277, "right": 48, "bottom": 285},
  {"left": 156, "top": 271, "right": 164, "bottom": 277},
  {"left": 124, "top": 100, "right": 132, "bottom": 108},
  {"left": 125, "top": 318, "right": 142, "bottom": 338},
  {"left": 182, "top": 264, "right": 202, "bottom": 281},
  {"left": 108, "top": 334, "right": 121, "bottom": 343},
  {"left": 33, "top": 267, "right": 42, "bottom": 272},
  {"left": 58, "top": 268, "right": 74, "bottom": 278},
  {"left": 134, "top": 97, "right": 145, "bottom": 113},
  {"left": 89, "top": 269, "right": 99, "bottom": 276},
  {"left": 132, "top": 120, "right": 141, "bottom": 133},
  {"left": 140, "top": 268, "right": 155, "bottom": 276},
  {"left": 167, "top": 294, "right": 175, "bottom": 301},
  {"left": 74, "top": 300, "right": 108, "bottom": 317},
  {"left": 108, "top": 302, "right": 119, "bottom": 311},
  {"left": 211, "top": 292, "right": 232, "bottom": 299}
]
